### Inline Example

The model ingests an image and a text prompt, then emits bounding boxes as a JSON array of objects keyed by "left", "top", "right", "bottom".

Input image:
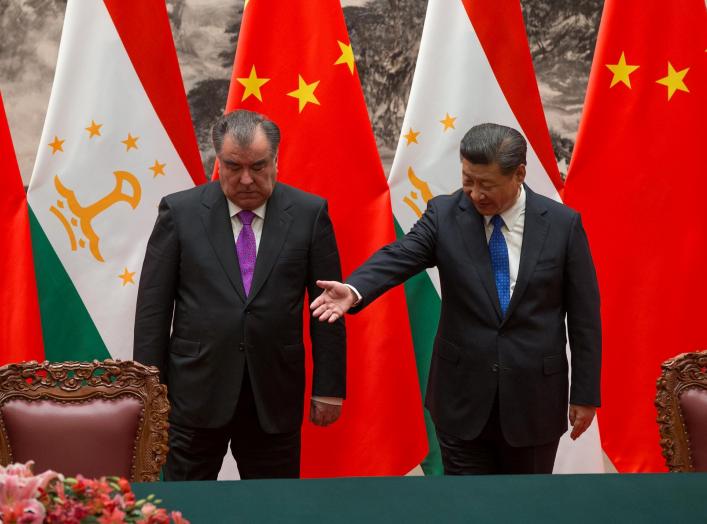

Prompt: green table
[{"left": 133, "top": 474, "right": 705, "bottom": 523}]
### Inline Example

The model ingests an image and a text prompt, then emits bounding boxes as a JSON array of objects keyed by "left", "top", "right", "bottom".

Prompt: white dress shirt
[
  {"left": 483, "top": 185, "right": 525, "bottom": 297},
  {"left": 227, "top": 198, "right": 342, "bottom": 406}
]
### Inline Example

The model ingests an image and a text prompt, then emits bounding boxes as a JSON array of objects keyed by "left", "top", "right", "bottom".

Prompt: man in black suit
[
  {"left": 134, "top": 110, "right": 346, "bottom": 480},
  {"left": 312, "top": 123, "right": 600, "bottom": 474}
]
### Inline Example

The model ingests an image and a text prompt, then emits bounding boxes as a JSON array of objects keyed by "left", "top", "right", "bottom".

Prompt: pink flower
[
  {"left": 171, "top": 510, "right": 191, "bottom": 524},
  {"left": 97, "top": 507, "right": 126, "bottom": 524},
  {"left": 141, "top": 502, "right": 157, "bottom": 516},
  {"left": 118, "top": 477, "right": 131, "bottom": 494}
]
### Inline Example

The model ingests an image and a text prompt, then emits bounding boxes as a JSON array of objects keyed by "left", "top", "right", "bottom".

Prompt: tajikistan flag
[
  {"left": 27, "top": 0, "right": 205, "bottom": 362},
  {"left": 388, "top": 0, "right": 604, "bottom": 474}
]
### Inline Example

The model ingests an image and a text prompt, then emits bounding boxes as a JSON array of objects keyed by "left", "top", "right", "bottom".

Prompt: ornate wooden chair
[
  {"left": 656, "top": 350, "right": 707, "bottom": 472},
  {"left": 0, "top": 360, "right": 169, "bottom": 481}
]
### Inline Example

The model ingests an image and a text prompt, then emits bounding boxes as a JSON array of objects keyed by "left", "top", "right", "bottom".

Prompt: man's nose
[{"left": 240, "top": 170, "right": 254, "bottom": 185}]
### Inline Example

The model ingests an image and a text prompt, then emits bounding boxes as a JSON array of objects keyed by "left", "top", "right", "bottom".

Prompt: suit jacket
[
  {"left": 134, "top": 181, "right": 346, "bottom": 432},
  {"left": 347, "top": 185, "right": 600, "bottom": 447}
]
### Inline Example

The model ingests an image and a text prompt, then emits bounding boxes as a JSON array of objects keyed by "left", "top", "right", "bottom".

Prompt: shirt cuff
[
  {"left": 311, "top": 396, "right": 343, "bottom": 406},
  {"left": 344, "top": 284, "right": 362, "bottom": 306}
]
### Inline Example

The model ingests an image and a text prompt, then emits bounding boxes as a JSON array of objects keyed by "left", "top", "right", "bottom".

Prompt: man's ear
[{"left": 515, "top": 164, "right": 526, "bottom": 184}]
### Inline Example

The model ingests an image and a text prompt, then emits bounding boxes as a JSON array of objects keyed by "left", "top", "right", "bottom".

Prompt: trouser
[
  {"left": 164, "top": 368, "right": 301, "bottom": 480},
  {"left": 436, "top": 392, "right": 560, "bottom": 475}
]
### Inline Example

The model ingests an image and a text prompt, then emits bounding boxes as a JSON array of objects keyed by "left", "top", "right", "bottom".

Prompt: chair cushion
[
  {"left": 679, "top": 387, "right": 707, "bottom": 471},
  {"left": 1, "top": 395, "right": 143, "bottom": 478}
]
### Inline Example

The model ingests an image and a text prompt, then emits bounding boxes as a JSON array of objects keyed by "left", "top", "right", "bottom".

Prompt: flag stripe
[
  {"left": 28, "top": 208, "right": 110, "bottom": 362},
  {"left": 461, "top": 0, "right": 562, "bottom": 191},
  {"left": 103, "top": 0, "right": 206, "bottom": 186}
]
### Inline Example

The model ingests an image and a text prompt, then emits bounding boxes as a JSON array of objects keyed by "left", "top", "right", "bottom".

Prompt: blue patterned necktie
[{"left": 489, "top": 214, "right": 510, "bottom": 315}]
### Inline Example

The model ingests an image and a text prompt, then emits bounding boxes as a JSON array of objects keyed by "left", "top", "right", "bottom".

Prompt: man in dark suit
[
  {"left": 312, "top": 123, "right": 600, "bottom": 474},
  {"left": 134, "top": 109, "right": 346, "bottom": 480}
]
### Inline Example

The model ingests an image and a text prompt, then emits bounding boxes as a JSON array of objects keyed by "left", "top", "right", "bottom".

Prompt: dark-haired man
[
  {"left": 134, "top": 109, "right": 346, "bottom": 480},
  {"left": 312, "top": 123, "right": 600, "bottom": 474}
]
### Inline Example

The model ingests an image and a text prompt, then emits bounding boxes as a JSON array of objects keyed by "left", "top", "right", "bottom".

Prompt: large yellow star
[
  {"left": 334, "top": 40, "right": 355, "bottom": 74},
  {"left": 149, "top": 160, "right": 166, "bottom": 177},
  {"left": 403, "top": 128, "right": 420, "bottom": 145},
  {"left": 122, "top": 133, "right": 139, "bottom": 151},
  {"left": 606, "top": 52, "right": 639, "bottom": 88},
  {"left": 118, "top": 267, "right": 136, "bottom": 286},
  {"left": 287, "top": 75, "right": 321, "bottom": 113},
  {"left": 439, "top": 113, "right": 457, "bottom": 131},
  {"left": 656, "top": 62, "right": 690, "bottom": 100},
  {"left": 48, "top": 136, "right": 65, "bottom": 154},
  {"left": 236, "top": 65, "right": 270, "bottom": 102},
  {"left": 85, "top": 120, "right": 103, "bottom": 138}
]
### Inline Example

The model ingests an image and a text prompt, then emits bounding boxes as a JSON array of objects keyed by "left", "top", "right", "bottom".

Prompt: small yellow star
[
  {"left": 122, "top": 133, "right": 139, "bottom": 151},
  {"left": 244, "top": 0, "right": 251, "bottom": 7},
  {"left": 237, "top": 65, "right": 270, "bottom": 102},
  {"left": 439, "top": 113, "right": 457, "bottom": 131},
  {"left": 287, "top": 75, "right": 321, "bottom": 113},
  {"left": 606, "top": 52, "right": 639, "bottom": 88},
  {"left": 149, "top": 160, "right": 166, "bottom": 177},
  {"left": 85, "top": 120, "right": 103, "bottom": 138},
  {"left": 656, "top": 62, "right": 690, "bottom": 100},
  {"left": 403, "top": 128, "right": 420, "bottom": 145},
  {"left": 334, "top": 40, "right": 355, "bottom": 74},
  {"left": 118, "top": 267, "right": 136, "bottom": 286},
  {"left": 48, "top": 136, "right": 65, "bottom": 154}
]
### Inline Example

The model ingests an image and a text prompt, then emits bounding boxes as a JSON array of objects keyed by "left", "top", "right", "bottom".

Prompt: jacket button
[
  {"left": 491, "top": 363, "right": 499, "bottom": 372},
  {"left": 239, "top": 342, "right": 245, "bottom": 352}
]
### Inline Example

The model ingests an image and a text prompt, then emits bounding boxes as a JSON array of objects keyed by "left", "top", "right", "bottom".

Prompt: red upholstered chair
[
  {"left": 656, "top": 351, "right": 707, "bottom": 472},
  {"left": 0, "top": 360, "right": 169, "bottom": 481}
]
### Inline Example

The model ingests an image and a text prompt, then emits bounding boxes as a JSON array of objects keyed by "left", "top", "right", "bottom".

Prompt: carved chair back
[
  {"left": 0, "top": 360, "right": 169, "bottom": 481},
  {"left": 656, "top": 350, "right": 707, "bottom": 472}
]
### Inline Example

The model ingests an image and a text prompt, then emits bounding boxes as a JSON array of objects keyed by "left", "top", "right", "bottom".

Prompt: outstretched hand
[{"left": 310, "top": 280, "right": 356, "bottom": 323}]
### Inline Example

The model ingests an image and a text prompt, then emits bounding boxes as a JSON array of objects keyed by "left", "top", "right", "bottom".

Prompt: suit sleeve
[
  {"left": 307, "top": 201, "right": 347, "bottom": 399},
  {"left": 346, "top": 199, "right": 438, "bottom": 312},
  {"left": 133, "top": 197, "right": 179, "bottom": 384},
  {"left": 564, "top": 213, "right": 602, "bottom": 407}
]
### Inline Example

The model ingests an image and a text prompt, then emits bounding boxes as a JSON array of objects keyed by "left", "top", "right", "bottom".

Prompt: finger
[
  {"left": 310, "top": 295, "right": 325, "bottom": 310},
  {"left": 328, "top": 313, "right": 339, "bottom": 324},
  {"left": 568, "top": 407, "right": 576, "bottom": 426},
  {"left": 312, "top": 303, "right": 330, "bottom": 318},
  {"left": 316, "top": 280, "right": 335, "bottom": 290}
]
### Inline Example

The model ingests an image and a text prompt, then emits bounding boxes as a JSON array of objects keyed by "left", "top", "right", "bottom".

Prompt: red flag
[
  {"left": 0, "top": 91, "right": 44, "bottom": 365},
  {"left": 563, "top": 0, "right": 707, "bottom": 472},
  {"left": 223, "top": 0, "right": 427, "bottom": 476}
]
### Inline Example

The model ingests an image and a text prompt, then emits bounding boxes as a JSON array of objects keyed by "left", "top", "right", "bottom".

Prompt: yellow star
[
  {"left": 606, "top": 52, "right": 639, "bottom": 88},
  {"left": 287, "top": 75, "right": 321, "bottom": 113},
  {"left": 439, "top": 113, "right": 457, "bottom": 131},
  {"left": 149, "top": 160, "right": 166, "bottom": 177},
  {"left": 48, "top": 136, "right": 65, "bottom": 154},
  {"left": 118, "top": 267, "right": 136, "bottom": 286},
  {"left": 244, "top": 0, "right": 250, "bottom": 7},
  {"left": 85, "top": 120, "right": 103, "bottom": 138},
  {"left": 334, "top": 40, "right": 355, "bottom": 74},
  {"left": 236, "top": 65, "right": 270, "bottom": 102},
  {"left": 656, "top": 62, "right": 690, "bottom": 100},
  {"left": 122, "top": 133, "right": 139, "bottom": 151},
  {"left": 403, "top": 128, "right": 420, "bottom": 145}
]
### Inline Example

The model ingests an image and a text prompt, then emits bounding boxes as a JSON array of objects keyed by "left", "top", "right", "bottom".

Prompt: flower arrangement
[{"left": 0, "top": 462, "right": 189, "bottom": 524}]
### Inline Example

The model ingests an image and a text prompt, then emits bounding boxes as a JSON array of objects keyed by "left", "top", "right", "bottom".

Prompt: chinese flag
[
  {"left": 563, "top": 0, "right": 707, "bottom": 472},
  {"left": 222, "top": 1, "right": 427, "bottom": 476},
  {"left": 0, "top": 91, "right": 44, "bottom": 365}
]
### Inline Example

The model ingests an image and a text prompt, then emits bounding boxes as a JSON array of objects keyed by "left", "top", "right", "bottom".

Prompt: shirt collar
[
  {"left": 484, "top": 184, "right": 526, "bottom": 230},
  {"left": 227, "top": 198, "right": 267, "bottom": 222}
]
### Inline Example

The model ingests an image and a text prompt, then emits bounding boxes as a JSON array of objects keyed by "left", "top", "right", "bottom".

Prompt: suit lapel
[
  {"left": 200, "top": 182, "right": 247, "bottom": 302},
  {"left": 503, "top": 185, "right": 549, "bottom": 324},
  {"left": 247, "top": 183, "right": 292, "bottom": 304},
  {"left": 455, "top": 193, "right": 503, "bottom": 321}
]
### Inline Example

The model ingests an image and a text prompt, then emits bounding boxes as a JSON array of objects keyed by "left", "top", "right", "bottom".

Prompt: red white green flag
[
  {"left": 0, "top": 91, "right": 44, "bottom": 366},
  {"left": 26, "top": 0, "right": 205, "bottom": 363},
  {"left": 222, "top": 0, "right": 428, "bottom": 477},
  {"left": 563, "top": 0, "right": 707, "bottom": 472}
]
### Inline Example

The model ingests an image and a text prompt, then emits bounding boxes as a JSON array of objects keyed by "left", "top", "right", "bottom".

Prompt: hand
[
  {"left": 568, "top": 404, "right": 596, "bottom": 440},
  {"left": 310, "top": 280, "right": 356, "bottom": 323},
  {"left": 310, "top": 399, "right": 342, "bottom": 426}
]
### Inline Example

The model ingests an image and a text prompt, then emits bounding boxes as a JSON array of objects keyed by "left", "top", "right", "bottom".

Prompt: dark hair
[
  {"left": 459, "top": 123, "right": 527, "bottom": 175},
  {"left": 211, "top": 109, "right": 281, "bottom": 158}
]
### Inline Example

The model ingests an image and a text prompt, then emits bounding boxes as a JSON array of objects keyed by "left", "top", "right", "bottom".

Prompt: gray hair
[
  {"left": 211, "top": 109, "right": 281, "bottom": 158},
  {"left": 460, "top": 123, "right": 527, "bottom": 175}
]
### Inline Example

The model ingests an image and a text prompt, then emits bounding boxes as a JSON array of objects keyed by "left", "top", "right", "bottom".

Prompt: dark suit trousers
[
  {"left": 163, "top": 367, "right": 301, "bottom": 480},
  {"left": 436, "top": 391, "right": 560, "bottom": 475}
]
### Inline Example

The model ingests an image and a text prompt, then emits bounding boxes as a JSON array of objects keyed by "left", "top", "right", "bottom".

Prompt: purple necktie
[{"left": 236, "top": 210, "right": 256, "bottom": 295}]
